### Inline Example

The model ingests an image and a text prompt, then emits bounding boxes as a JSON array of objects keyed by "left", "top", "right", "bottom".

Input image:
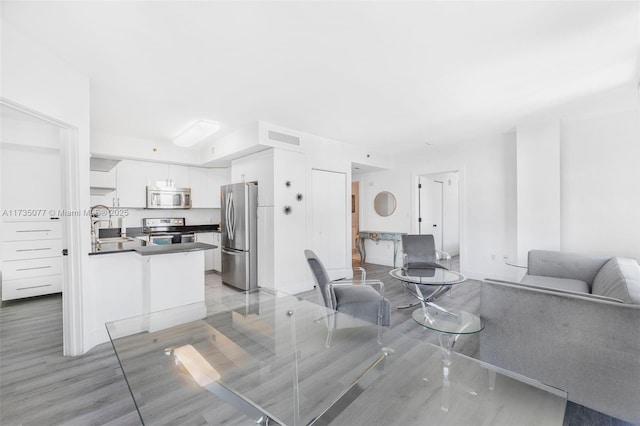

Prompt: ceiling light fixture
[{"left": 173, "top": 120, "right": 220, "bottom": 147}]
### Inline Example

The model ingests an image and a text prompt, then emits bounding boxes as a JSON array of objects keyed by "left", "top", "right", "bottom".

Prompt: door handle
[{"left": 221, "top": 248, "right": 242, "bottom": 256}]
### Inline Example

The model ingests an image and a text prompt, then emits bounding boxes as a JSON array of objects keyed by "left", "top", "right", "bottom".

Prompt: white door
[
  {"left": 418, "top": 172, "right": 460, "bottom": 258},
  {"left": 418, "top": 177, "right": 443, "bottom": 250},
  {"left": 431, "top": 180, "right": 444, "bottom": 251},
  {"left": 311, "top": 169, "right": 347, "bottom": 279}
]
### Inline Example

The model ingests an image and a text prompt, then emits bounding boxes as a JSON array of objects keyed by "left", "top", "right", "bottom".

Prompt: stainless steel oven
[
  {"left": 149, "top": 234, "right": 174, "bottom": 245},
  {"left": 143, "top": 217, "right": 190, "bottom": 245},
  {"left": 146, "top": 186, "right": 192, "bottom": 209}
]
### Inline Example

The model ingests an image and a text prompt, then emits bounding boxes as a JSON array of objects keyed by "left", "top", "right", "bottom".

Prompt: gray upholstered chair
[
  {"left": 401, "top": 234, "right": 451, "bottom": 270},
  {"left": 304, "top": 249, "right": 391, "bottom": 347}
]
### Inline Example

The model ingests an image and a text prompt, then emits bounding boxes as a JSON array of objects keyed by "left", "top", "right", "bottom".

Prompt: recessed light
[{"left": 173, "top": 120, "right": 220, "bottom": 147}]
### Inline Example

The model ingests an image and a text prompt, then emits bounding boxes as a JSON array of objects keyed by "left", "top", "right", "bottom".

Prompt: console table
[{"left": 356, "top": 231, "right": 406, "bottom": 267}]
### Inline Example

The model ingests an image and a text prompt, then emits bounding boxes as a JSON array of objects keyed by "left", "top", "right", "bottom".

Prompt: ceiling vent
[{"left": 268, "top": 130, "right": 300, "bottom": 146}]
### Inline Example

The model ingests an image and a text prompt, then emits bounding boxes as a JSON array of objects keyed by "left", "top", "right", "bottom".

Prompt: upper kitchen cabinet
[
  {"left": 190, "top": 167, "right": 229, "bottom": 208},
  {"left": 169, "top": 165, "right": 190, "bottom": 188},
  {"left": 116, "top": 160, "right": 148, "bottom": 208},
  {"left": 147, "top": 163, "right": 190, "bottom": 188}
]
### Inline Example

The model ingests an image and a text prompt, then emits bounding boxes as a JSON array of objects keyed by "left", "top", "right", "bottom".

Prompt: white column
[{"left": 516, "top": 119, "right": 561, "bottom": 266}]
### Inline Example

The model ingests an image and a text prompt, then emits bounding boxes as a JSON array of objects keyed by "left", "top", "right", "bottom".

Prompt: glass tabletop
[
  {"left": 412, "top": 306, "right": 484, "bottom": 335},
  {"left": 106, "top": 289, "right": 397, "bottom": 425},
  {"left": 107, "top": 288, "right": 564, "bottom": 425},
  {"left": 389, "top": 267, "right": 466, "bottom": 285}
]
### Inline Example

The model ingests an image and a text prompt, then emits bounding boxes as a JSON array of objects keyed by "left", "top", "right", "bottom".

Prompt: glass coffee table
[
  {"left": 107, "top": 288, "right": 566, "bottom": 425},
  {"left": 389, "top": 267, "right": 467, "bottom": 311},
  {"left": 412, "top": 305, "right": 484, "bottom": 412}
]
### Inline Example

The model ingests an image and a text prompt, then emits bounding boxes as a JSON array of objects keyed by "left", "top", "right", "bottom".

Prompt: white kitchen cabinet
[
  {"left": 168, "top": 165, "right": 190, "bottom": 188},
  {"left": 116, "top": 160, "right": 148, "bottom": 208},
  {"left": 146, "top": 162, "right": 170, "bottom": 188},
  {"left": 147, "top": 163, "right": 190, "bottom": 188},
  {"left": 190, "top": 167, "right": 229, "bottom": 208},
  {"left": 1, "top": 220, "right": 63, "bottom": 301},
  {"left": 195, "top": 232, "right": 216, "bottom": 271},
  {"left": 87, "top": 250, "right": 205, "bottom": 348}
]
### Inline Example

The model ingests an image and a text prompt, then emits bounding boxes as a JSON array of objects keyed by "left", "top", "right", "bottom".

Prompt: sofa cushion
[
  {"left": 592, "top": 258, "right": 640, "bottom": 304},
  {"left": 521, "top": 274, "right": 590, "bottom": 294}
]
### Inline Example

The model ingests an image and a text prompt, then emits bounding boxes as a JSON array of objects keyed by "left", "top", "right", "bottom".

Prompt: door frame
[{"left": 1, "top": 98, "right": 84, "bottom": 356}]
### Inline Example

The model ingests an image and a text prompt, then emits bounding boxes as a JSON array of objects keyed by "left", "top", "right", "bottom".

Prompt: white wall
[
  {"left": 1, "top": 22, "right": 91, "bottom": 355},
  {"left": 356, "top": 133, "right": 518, "bottom": 279},
  {"left": 404, "top": 133, "right": 518, "bottom": 280},
  {"left": 516, "top": 119, "right": 561, "bottom": 264},
  {"left": 355, "top": 169, "right": 412, "bottom": 267},
  {"left": 561, "top": 110, "right": 640, "bottom": 259}
]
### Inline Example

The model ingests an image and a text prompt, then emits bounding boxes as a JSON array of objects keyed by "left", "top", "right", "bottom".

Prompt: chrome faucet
[{"left": 90, "top": 204, "right": 112, "bottom": 243}]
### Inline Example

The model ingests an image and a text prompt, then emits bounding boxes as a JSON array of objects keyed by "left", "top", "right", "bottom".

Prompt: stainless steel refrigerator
[{"left": 221, "top": 182, "right": 258, "bottom": 290}]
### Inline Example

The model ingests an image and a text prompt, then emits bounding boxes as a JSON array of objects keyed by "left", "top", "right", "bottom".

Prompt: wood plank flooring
[{"left": 0, "top": 260, "right": 619, "bottom": 425}]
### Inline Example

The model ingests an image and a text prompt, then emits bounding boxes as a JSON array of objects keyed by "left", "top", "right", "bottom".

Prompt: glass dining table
[{"left": 106, "top": 288, "right": 566, "bottom": 426}]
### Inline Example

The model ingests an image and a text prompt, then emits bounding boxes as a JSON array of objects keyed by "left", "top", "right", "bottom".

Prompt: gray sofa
[{"left": 480, "top": 250, "right": 640, "bottom": 424}]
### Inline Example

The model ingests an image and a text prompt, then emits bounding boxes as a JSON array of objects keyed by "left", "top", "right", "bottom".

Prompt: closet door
[{"left": 310, "top": 169, "right": 347, "bottom": 280}]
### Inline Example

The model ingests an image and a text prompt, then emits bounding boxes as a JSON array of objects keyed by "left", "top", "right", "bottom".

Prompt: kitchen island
[{"left": 86, "top": 239, "right": 216, "bottom": 349}]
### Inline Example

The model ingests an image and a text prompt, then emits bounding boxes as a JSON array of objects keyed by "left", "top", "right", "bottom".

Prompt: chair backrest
[
  {"left": 304, "top": 249, "right": 331, "bottom": 308},
  {"left": 401, "top": 234, "right": 437, "bottom": 265}
]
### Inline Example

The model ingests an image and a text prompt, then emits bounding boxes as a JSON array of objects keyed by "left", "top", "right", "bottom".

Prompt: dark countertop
[
  {"left": 89, "top": 239, "right": 217, "bottom": 256},
  {"left": 135, "top": 242, "right": 216, "bottom": 256}
]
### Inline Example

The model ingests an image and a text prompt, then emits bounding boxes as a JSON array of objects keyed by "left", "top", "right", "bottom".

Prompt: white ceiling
[{"left": 2, "top": 1, "right": 638, "bottom": 155}]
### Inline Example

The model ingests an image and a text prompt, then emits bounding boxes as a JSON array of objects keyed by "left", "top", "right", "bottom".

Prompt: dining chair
[
  {"left": 401, "top": 234, "right": 451, "bottom": 270},
  {"left": 304, "top": 249, "right": 391, "bottom": 347}
]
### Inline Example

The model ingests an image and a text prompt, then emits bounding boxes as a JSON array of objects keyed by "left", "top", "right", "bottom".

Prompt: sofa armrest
[{"left": 480, "top": 278, "right": 640, "bottom": 424}]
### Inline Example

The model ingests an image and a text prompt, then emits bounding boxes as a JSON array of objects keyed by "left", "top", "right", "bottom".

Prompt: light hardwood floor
[
  {"left": 0, "top": 261, "right": 482, "bottom": 425},
  {"left": 4, "top": 260, "right": 617, "bottom": 425}
]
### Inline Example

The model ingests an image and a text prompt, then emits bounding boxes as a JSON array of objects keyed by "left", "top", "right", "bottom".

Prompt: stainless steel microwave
[{"left": 146, "top": 186, "right": 192, "bottom": 209}]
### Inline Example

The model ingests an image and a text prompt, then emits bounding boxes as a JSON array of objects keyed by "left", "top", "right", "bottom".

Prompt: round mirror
[{"left": 374, "top": 191, "right": 397, "bottom": 216}]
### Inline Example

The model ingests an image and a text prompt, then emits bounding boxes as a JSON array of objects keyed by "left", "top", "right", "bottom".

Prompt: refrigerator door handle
[
  {"left": 230, "top": 192, "right": 235, "bottom": 240},
  {"left": 222, "top": 248, "right": 243, "bottom": 255},
  {"left": 226, "top": 191, "right": 235, "bottom": 241}
]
